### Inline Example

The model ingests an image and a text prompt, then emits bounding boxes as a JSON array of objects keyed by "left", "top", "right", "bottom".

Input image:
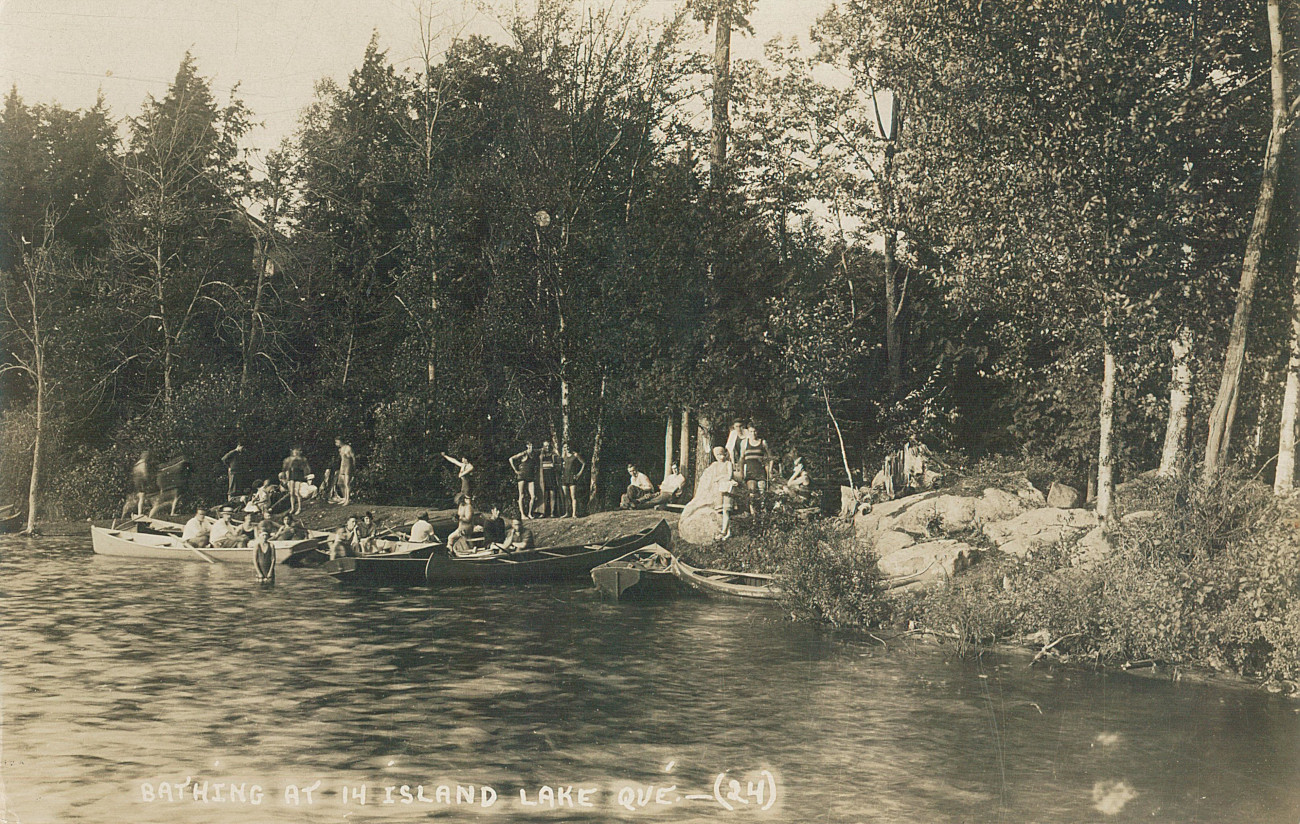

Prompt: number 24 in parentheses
[{"left": 709, "top": 770, "right": 776, "bottom": 812}]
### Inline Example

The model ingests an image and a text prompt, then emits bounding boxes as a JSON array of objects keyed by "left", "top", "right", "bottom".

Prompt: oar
[{"left": 185, "top": 543, "right": 218, "bottom": 564}]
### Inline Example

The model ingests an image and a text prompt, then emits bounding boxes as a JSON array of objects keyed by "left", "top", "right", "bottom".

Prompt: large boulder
[
  {"left": 878, "top": 539, "right": 979, "bottom": 581},
  {"left": 974, "top": 488, "right": 1028, "bottom": 524},
  {"left": 1073, "top": 526, "right": 1112, "bottom": 568},
  {"left": 853, "top": 491, "right": 939, "bottom": 540},
  {"left": 984, "top": 507, "right": 1099, "bottom": 558},
  {"left": 1046, "top": 482, "right": 1083, "bottom": 509},
  {"left": 874, "top": 529, "right": 916, "bottom": 556}
]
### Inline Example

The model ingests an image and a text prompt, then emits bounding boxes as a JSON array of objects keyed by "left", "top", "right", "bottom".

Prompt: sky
[{"left": 0, "top": 0, "right": 837, "bottom": 162}]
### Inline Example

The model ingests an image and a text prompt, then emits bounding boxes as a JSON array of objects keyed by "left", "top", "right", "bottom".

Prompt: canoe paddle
[{"left": 185, "top": 543, "right": 218, "bottom": 564}]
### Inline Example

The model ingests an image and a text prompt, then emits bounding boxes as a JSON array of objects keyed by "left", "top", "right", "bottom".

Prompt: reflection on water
[{"left": 3, "top": 535, "right": 1299, "bottom": 823}]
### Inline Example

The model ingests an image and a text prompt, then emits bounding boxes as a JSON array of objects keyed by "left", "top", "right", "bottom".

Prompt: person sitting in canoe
[
  {"left": 252, "top": 521, "right": 276, "bottom": 583},
  {"left": 328, "top": 515, "right": 362, "bottom": 559},
  {"left": 409, "top": 512, "right": 435, "bottom": 543},
  {"left": 233, "top": 511, "right": 258, "bottom": 546},
  {"left": 446, "top": 524, "right": 476, "bottom": 557},
  {"left": 479, "top": 503, "right": 506, "bottom": 546},
  {"left": 356, "top": 511, "right": 379, "bottom": 554},
  {"left": 209, "top": 507, "right": 243, "bottom": 547},
  {"left": 497, "top": 517, "right": 534, "bottom": 552},
  {"left": 272, "top": 512, "right": 307, "bottom": 541},
  {"left": 181, "top": 506, "right": 213, "bottom": 548}
]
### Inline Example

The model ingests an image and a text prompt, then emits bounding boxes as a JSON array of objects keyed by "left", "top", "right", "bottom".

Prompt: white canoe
[{"left": 90, "top": 525, "right": 310, "bottom": 563}]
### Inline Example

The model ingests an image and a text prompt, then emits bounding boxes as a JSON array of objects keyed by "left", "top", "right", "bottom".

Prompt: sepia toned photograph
[{"left": 2, "top": 0, "right": 1299, "bottom": 821}]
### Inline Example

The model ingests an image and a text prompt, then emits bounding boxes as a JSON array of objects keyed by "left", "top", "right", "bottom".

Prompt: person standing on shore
[
  {"left": 509, "top": 442, "right": 538, "bottom": 519},
  {"left": 281, "top": 447, "right": 312, "bottom": 516},
  {"left": 741, "top": 424, "right": 772, "bottom": 516},
  {"left": 442, "top": 452, "right": 474, "bottom": 498},
  {"left": 538, "top": 440, "right": 559, "bottom": 517},
  {"left": 129, "top": 450, "right": 154, "bottom": 518},
  {"left": 334, "top": 438, "right": 355, "bottom": 506},
  {"left": 561, "top": 445, "right": 585, "bottom": 518},
  {"left": 222, "top": 443, "right": 244, "bottom": 500}
]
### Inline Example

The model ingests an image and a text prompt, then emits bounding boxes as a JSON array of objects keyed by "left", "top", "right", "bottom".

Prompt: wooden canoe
[
  {"left": 90, "top": 525, "right": 316, "bottom": 564},
  {"left": 322, "top": 520, "right": 672, "bottom": 587},
  {"left": 591, "top": 544, "right": 684, "bottom": 600},
  {"left": 285, "top": 514, "right": 457, "bottom": 567},
  {"left": 0, "top": 508, "right": 23, "bottom": 534},
  {"left": 671, "top": 558, "right": 782, "bottom": 599}
]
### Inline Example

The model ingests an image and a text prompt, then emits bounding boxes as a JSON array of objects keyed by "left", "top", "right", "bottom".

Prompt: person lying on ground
[
  {"left": 620, "top": 464, "right": 655, "bottom": 509},
  {"left": 181, "top": 506, "right": 213, "bottom": 548}
]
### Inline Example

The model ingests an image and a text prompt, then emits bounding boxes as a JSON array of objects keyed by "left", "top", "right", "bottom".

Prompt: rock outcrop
[
  {"left": 1047, "top": 482, "right": 1083, "bottom": 509},
  {"left": 983, "top": 507, "right": 1099, "bottom": 558},
  {"left": 878, "top": 539, "right": 979, "bottom": 581}
]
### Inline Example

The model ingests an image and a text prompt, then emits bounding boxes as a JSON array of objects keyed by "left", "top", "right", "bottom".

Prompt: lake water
[{"left": 3, "top": 534, "right": 1299, "bottom": 823}]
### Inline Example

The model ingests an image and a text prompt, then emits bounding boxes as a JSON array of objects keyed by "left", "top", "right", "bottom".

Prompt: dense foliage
[{"left": 0, "top": 0, "right": 1296, "bottom": 528}]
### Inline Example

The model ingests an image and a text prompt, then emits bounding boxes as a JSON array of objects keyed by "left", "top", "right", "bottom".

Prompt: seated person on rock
[
  {"left": 784, "top": 457, "right": 811, "bottom": 505},
  {"left": 641, "top": 463, "right": 687, "bottom": 510},
  {"left": 620, "top": 464, "right": 656, "bottom": 509}
]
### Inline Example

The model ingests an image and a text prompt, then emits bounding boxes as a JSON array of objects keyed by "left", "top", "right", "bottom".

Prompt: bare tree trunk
[
  {"left": 695, "top": 415, "right": 713, "bottom": 487},
  {"left": 155, "top": 248, "right": 174, "bottom": 405},
  {"left": 824, "top": 386, "right": 854, "bottom": 488},
  {"left": 25, "top": 281, "right": 44, "bottom": 533},
  {"left": 588, "top": 374, "right": 607, "bottom": 510},
  {"left": 240, "top": 242, "right": 271, "bottom": 396},
  {"left": 1158, "top": 327, "right": 1193, "bottom": 477},
  {"left": 679, "top": 408, "right": 691, "bottom": 487},
  {"left": 1204, "top": 0, "right": 1289, "bottom": 481},
  {"left": 664, "top": 413, "right": 674, "bottom": 479},
  {"left": 709, "top": 5, "right": 732, "bottom": 191},
  {"left": 1097, "top": 342, "right": 1117, "bottom": 522},
  {"left": 1277, "top": 246, "right": 1300, "bottom": 493},
  {"left": 883, "top": 223, "right": 902, "bottom": 395}
]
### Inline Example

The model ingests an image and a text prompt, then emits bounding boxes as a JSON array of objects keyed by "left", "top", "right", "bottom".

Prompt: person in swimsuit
[
  {"left": 329, "top": 515, "right": 362, "bottom": 559},
  {"left": 281, "top": 447, "right": 312, "bottom": 515},
  {"left": 741, "top": 425, "right": 772, "bottom": 516},
  {"left": 126, "top": 450, "right": 154, "bottom": 519},
  {"left": 334, "top": 438, "right": 355, "bottom": 505},
  {"left": 538, "top": 441, "right": 559, "bottom": 517},
  {"left": 252, "top": 522, "right": 276, "bottom": 583},
  {"left": 560, "top": 445, "right": 586, "bottom": 518},
  {"left": 509, "top": 442, "right": 538, "bottom": 519},
  {"left": 442, "top": 453, "right": 474, "bottom": 497}
]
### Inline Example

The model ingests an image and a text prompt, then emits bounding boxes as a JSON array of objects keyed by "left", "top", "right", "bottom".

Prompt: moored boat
[
  {"left": 591, "top": 543, "right": 683, "bottom": 599},
  {"left": 91, "top": 525, "right": 316, "bottom": 564},
  {"left": 322, "top": 520, "right": 672, "bottom": 587},
  {"left": 0, "top": 506, "right": 23, "bottom": 534},
  {"left": 671, "top": 558, "right": 782, "bottom": 599}
]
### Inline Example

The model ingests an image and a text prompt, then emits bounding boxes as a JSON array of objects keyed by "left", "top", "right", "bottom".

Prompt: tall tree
[
  {"left": 111, "top": 54, "right": 251, "bottom": 404},
  {"left": 1204, "top": 0, "right": 1293, "bottom": 480}
]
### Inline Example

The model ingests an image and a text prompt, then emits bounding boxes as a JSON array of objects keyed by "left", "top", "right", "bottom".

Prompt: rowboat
[
  {"left": 323, "top": 520, "right": 672, "bottom": 587},
  {"left": 285, "top": 513, "right": 458, "bottom": 567},
  {"left": 114, "top": 515, "right": 184, "bottom": 535},
  {"left": 671, "top": 558, "right": 782, "bottom": 599},
  {"left": 0, "top": 507, "right": 23, "bottom": 534},
  {"left": 90, "top": 525, "right": 318, "bottom": 564},
  {"left": 591, "top": 544, "right": 684, "bottom": 599}
]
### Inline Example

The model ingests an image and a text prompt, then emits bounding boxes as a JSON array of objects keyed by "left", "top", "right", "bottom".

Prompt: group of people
[
  {"left": 325, "top": 501, "right": 539, "bottom": 560},
  {"left": 508, "top": 441, "right": 585, "bottom": 519},
  {"left": 620, "top": 462, "right": 686, "bottom": 510}
]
